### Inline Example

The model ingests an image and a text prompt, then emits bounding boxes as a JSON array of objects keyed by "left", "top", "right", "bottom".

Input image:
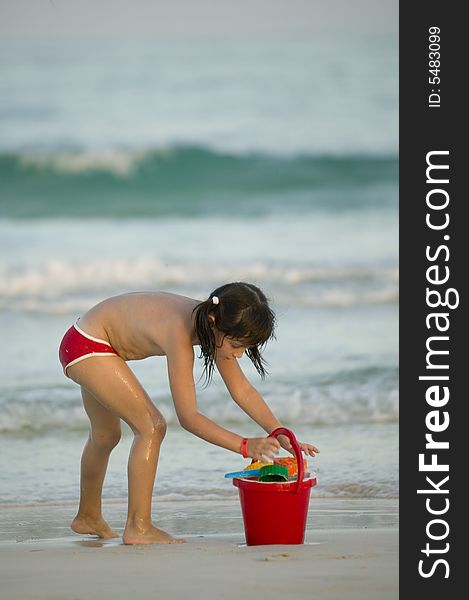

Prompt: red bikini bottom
[{"left": 59, "top": 321, "right": 118, "bottom": 376}]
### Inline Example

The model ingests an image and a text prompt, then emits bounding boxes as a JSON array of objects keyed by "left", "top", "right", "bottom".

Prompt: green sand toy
[{"left": 258, "top": 464, "right": 289, "bottom": 482}]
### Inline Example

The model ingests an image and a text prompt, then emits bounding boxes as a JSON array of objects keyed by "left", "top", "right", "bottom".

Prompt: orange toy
[{"left": 274, "top": 457, "right": 307, "bottom": 477}]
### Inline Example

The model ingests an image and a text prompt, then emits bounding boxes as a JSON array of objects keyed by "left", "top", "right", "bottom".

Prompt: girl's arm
[
  {"left": 215, "top": 355, "right": 281, "bottom": 435},
  {"left": 216, "top": 356, "right": 320, "bottom": 458},
  {"left": 165, "top": 335, "right": 279, "bottom": 460}
]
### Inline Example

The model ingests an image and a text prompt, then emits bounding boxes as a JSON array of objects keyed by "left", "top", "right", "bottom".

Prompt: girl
[{"left": 59, "top": 282, "right": 319, "bottom": 545}]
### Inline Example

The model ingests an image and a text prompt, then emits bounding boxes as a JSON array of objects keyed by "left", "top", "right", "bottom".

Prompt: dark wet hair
[{"left": 192, "top": 282, "right": 276, "bottom": 384}]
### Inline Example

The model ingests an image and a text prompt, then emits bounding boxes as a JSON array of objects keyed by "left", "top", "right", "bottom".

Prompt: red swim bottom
[{"left": 59, "top": 322, "right": 118, "bottom": 376}]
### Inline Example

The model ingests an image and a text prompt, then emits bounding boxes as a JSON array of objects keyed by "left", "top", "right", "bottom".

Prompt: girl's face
[
  {"left": 211, "top": 324, "right": 247, "bottom": 360},
  {"left": 217, "top": 335, "right": 247, "bottom": 361}
]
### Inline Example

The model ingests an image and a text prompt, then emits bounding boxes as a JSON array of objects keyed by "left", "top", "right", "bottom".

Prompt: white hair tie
[{"left": 211, "top": 296, "right": 219, "bottom": 305}]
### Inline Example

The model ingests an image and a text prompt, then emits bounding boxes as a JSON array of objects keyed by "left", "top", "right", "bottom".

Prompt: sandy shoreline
[
  {"left": 0, "top": 529, "right": 397, "bottom": 600},
  {"left": 0, "top": 498, "right": 398, "bottom": 599}
]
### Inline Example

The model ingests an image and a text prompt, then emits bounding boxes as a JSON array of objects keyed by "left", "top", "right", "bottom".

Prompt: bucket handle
[{"left": 269, "top": 427, "right": 305, "bottom": 493}]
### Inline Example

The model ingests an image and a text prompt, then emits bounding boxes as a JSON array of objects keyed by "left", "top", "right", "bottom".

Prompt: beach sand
[{"left": 0, "top": 499, "right": 398, "bottom": 600}]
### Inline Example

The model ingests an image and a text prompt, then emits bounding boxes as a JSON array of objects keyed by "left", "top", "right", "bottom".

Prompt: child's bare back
[{"left": 79, "top": 291, "right": 199, "bottom": 361}]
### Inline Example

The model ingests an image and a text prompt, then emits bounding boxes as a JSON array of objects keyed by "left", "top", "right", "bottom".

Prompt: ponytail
[{"left": 193, "top": 297, "right": 218, "bottom": 384}]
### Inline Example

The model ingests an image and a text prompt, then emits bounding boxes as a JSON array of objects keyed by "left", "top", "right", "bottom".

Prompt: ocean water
[{"left": 0, "top": 36, "right": 398, "bottom": 516}]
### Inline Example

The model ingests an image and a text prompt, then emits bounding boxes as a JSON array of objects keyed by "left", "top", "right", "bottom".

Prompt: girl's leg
[
  {"left": 67, "top": 356, "right": 185, "bottom": 545},
  {"left": 71, "top": 387, "right": 121, "bottom": 539}
]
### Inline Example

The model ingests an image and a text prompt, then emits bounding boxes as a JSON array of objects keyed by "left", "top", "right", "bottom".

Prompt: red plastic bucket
[{"left": 233, "top": 427, "right": 316, "bottom": 546}]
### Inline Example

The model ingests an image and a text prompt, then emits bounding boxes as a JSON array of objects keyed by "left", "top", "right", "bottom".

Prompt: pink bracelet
[{"left": 240, "top": 438, "right": 249, "bottom": 458}]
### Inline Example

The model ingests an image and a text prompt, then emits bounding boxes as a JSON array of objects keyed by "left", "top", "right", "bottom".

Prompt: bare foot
[
  {"left": 71, "top": 515, "right": 120, "bottom": 539},
  {"left": 123, "top": 524, "right": 186, "bottom": 545}
]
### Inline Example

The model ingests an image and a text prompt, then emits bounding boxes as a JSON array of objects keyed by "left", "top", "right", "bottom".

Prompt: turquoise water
[
  {"left": 0, "top": 35, "right": 398, "bottom": 506},
  {"left": 0, "top": 150, "right": 397, "bottom": 218}
]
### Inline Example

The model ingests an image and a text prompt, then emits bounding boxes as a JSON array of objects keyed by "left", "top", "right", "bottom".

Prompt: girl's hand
[
  {"left": 277, "top": 434, "right": 320, "bottom": 458},
  {"left": 246, "top": 437, "right": 281, "bottom": 461}
]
